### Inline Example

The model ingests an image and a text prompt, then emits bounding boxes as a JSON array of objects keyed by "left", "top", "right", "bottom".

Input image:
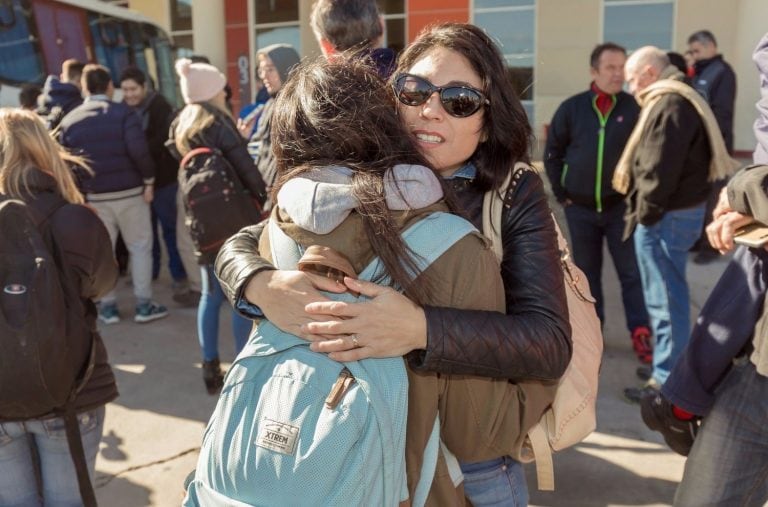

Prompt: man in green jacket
[{"left": 545, "top": 43, "right": 651, "bottom": 364}]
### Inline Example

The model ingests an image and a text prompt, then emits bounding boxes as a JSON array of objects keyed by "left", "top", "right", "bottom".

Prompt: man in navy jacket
[
  {"left": 59, "top": 64, "right": 168, "bottom": 325},
  {"left": 545, "top": 43, "right": 651, "bottom": 363}
]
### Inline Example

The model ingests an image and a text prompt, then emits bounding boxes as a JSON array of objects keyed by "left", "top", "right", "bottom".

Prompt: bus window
[
  {"left": 0, "top": 0, "right": 44, "bottom": 85},
  {"left": 145, "top": 25, "right": 177, "bottom": 107},
  {"left": 126, "top": 22, "right": 149, "bottom": 78},
  {"left": 88, "top": 13, "right": 130, "bottom": 83}
]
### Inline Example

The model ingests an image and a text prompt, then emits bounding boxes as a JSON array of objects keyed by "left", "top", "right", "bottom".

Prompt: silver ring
[{"left": 350, "top": 334, "right": 360, "bottom": 348}]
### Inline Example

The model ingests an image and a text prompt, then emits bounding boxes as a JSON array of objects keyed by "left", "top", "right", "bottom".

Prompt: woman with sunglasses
[{"left": 215, "top": 23, "right": 571, "bottom": 505}]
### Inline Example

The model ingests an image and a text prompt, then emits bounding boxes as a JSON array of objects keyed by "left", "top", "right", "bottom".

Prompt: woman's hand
[
  {"left": 712, "top": 186, "right": 732, "bottom": 220},
  {"left": 244, "top": 269, "right": 348, "bottom": 338},
  {"left": 302, "top": 277, "right": 428, "bottom": 362},
  {"left": 706, "top": 211, "right": 753, "bottom": 253},
  {"left": 236, "top": 117, "right": 255, "bottom": 139}
]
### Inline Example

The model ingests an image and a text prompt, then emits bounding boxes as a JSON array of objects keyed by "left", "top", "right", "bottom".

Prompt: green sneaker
[
  {"left": 98, "top": 304, "right": 120, "bottom": 325},
  {"left": 134, "top": 302, "right": 168, "bottom": 323}
]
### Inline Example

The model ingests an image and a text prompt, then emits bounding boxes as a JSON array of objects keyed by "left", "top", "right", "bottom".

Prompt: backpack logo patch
[
  {"left": 3, "top": 284, "right": 27, "bottom": 295},
  {"left": 256, "top": 419, "right": 299, "bottom": 455}
]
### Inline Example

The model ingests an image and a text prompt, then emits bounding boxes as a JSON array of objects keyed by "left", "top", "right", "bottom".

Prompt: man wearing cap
[{"left": 246, "top": 44, "right": 300, "bottom": 209}]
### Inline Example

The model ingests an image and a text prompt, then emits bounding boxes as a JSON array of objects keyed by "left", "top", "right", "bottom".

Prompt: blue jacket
[
  {"left": 38, "top": 76, "right": 83, "bottom": 118},
  {"left": 59, "top": 97, "right": 156, "bottom": 196},
  {"left": 544, "top": 88, "right": 639, "bottom": 211}
]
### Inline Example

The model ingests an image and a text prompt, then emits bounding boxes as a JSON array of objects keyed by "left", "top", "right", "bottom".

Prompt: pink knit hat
[{"left": 175, "top": 58, "right": 227, "bottom": 104}]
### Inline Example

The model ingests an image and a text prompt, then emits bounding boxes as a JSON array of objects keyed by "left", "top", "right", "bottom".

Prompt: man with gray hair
[
  {"left": 687, "top": 30, "right": 737, "bottom": 264},
  {"left": 616, "top": 46, "right": 736, "bottom": 402},
  {"left": 310, "top": 0, "right": 395, "bottom": 78}
]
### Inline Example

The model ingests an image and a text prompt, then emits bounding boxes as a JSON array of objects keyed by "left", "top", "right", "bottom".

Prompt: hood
[
  {"left": 258, "top": 44, "right": 301, "bottom": 84},
  {"left": 39, "top": 75, "right": 83, "bottom": 112},
  {"left": 276, "top": 164, "right": 443, "bottom": 234}
]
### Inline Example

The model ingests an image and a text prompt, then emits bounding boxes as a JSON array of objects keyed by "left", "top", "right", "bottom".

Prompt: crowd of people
[{"left": 0, "top": 0, "right": 766, "bottom": 505}]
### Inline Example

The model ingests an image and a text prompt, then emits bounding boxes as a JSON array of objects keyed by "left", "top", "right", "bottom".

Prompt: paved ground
[{"left": 92, "top": 226, "right": 732, "bottom": 507}]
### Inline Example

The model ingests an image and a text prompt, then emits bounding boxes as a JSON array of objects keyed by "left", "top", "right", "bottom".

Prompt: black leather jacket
[{"left": 215, "top": 169, "right": 571, "bottom": 382}]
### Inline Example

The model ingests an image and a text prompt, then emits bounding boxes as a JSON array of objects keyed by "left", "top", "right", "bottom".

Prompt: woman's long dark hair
[
  {"left": 271, "top": 57, "right": 438, "bottom": 304},
  {"left": 394, "top": 22, "right": 532, "bottom": 193}
]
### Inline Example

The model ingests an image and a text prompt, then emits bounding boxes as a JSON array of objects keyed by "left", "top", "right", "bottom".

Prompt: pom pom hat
[{"left": 175, "top": 58, "right": 227, "bottom": 104}]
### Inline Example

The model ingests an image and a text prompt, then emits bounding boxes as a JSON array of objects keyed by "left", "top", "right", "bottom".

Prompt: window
[
  {"left": 473, "top": 0, "right": 535, "bottom": 122},
  {"left": 254, "top": 0, "right": 299, "bottom": 53},
  {"left": 169, "top": 0, "right": 193, "bottom": 56},
  {"left": 379, "top": 0, "right": 405, "bottom": 54},
  {"left": 88, "top": 15, "right": 131, "bottom": 82},
  {"left": 0, "top": 0, "right": 44, "bottom": 85},
  {"left": 170, "top": 0, "right": 192, "bottom": 32},
  {"left": 603, "top": 0, "right": 674, "bottom": 51}
]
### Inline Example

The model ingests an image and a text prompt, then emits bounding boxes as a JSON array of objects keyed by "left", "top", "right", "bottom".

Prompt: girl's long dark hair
[
  {"left": 394, "top": 22, "right": 532, "bottom": 193},
  {"left": 271, "top": 57, "right": 439, "bottom": 304}
]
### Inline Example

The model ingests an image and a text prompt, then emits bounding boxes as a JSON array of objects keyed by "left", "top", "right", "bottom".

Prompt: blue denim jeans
[
  {"left": 198, "top": 264, "right": 252, "bottom": 361},
  {"left": 675, "top": 360, "right": 768, "bottom": 506},
  {"left": 460, "top": 456, "right": 528, "bottom": 506},
  {"left": 0, "top": 406, "right": 105, "bottom": 507},
  {"left": 151, "top": 183, "right": 187, "bottom": 282},
  {"left": 633, "top": 205, "right": 705, "bottom": 384},
  {"left": 564, "top": 202, "right": 649, "bottom": 331}
]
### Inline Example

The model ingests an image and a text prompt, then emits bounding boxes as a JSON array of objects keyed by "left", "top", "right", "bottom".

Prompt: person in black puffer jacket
[
  {"left": 169, "top": 58, "right": 268, "bottom": 394},
  {"left": 0, "top": 109, "right": 118, "bottom": 506},
  {"left": 215, "top": 23, "right": 571, "bottom": 506}
]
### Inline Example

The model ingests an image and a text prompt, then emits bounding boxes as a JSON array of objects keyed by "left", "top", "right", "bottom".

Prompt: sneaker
[
  {"left": 624, "top": 379, "right": 660, "bottom": 404},
  {"left": 640, "top": 391, "right": 699, "bottom": 456},
  {"left": 98, "top": 304, "right": 120, "bottom": 325},
  {"left": 636, "top": 365, "right": 652, "bottom": 382},
  {"left": 631, "top": 326, "right": 653, "bottom": 364},
  {"left": 134, "top": 302, "right": 169, "bottom": 323},
  {"left": 202, "top": 358, "right": 224, "bottom": 395},
  {"left": 172, "top": 290, "right": 201, "bottom": 308}
]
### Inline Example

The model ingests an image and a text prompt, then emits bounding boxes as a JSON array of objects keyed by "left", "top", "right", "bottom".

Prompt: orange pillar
[
  {"left": 224, "top": 0, "right": 250, "bottom": 113},
  {"left": 406, "top": 0, "right": 470, "bottom": 42}
]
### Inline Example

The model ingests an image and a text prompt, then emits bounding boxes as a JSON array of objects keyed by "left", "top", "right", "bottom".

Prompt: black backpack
[
  {"left": 0, "top": 196, "right": 98, "bottom": 506},
  {"left": 179, "top": 147, "right": 265, "bottom": 258}
]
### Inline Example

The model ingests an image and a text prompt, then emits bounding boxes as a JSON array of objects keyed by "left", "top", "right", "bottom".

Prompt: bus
[{"left": 0, "top": 0, "right": 178, "bottom": 107}]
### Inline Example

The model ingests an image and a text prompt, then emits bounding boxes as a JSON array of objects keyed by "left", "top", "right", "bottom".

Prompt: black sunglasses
[{"left": 392, "top": 73, "right": 489, "bottom": 118}]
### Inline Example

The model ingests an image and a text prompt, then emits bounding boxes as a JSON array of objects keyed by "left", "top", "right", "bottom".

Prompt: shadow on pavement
[{"left": 95, "top": 475, "right": 152, "bottom": 507}]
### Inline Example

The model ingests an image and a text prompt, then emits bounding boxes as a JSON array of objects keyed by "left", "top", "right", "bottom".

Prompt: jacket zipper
[
  {"left": 325, "top": 367, "right": 355, "bottom": 409},
  {"left": 591, "top": 94, "right": 617, "bottom": 213}
]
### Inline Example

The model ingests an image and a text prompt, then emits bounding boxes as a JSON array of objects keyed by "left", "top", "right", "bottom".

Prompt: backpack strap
[
  {"left": 269, "top": 211, "right": 477, "bottom": 278},
  {"left": 180, "top": 147, "right": 213, "bottom": 169},
  {"left": 482, "top": 162, "right": 532, "bottom": 262},
  {"left": 63, "top": 404, "right": 98, "bottom": 507},
  {"left": 482, "top": 163, "right": 558, "bottom": 490},
  {"left": 359, "top": 212, "right": 477, "bottom": 284},
  {"left": 30, "top": 198, "right": 99, "bottom": 506}
]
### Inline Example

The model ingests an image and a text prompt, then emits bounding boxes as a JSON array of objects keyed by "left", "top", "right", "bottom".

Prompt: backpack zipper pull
[{"left": 325, "top": 368, "right": 355, "bottom": 409}]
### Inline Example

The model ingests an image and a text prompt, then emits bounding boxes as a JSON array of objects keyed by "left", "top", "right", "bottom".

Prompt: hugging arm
[{"left": 411, "top": 171, "right": 572, "bottom": 381}]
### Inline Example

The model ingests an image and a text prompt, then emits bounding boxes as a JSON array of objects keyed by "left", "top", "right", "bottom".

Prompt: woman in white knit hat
[{"left": 169, "top": 58, "right": 268, "bottom": 394}]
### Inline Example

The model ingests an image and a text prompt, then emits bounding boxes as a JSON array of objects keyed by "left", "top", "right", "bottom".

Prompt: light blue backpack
[{"left": 184, "top": 212, "right": 476, "bottom": 507}]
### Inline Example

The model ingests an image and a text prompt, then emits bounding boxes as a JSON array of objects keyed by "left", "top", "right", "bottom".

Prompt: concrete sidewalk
[{"left": 93, "top": 244, "right": 732, "bottom": 506}]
